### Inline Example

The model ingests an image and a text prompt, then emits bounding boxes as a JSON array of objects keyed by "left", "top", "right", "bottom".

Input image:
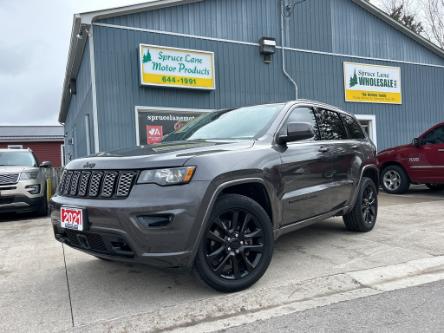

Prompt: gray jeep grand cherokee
[{"left": 50, "top": 100, "right": 379, "bottom": 292}]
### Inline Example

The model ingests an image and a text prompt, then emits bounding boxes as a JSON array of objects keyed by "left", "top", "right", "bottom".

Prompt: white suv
[{"left": 0, "top": 149, "right": 51, "bottom": 216}]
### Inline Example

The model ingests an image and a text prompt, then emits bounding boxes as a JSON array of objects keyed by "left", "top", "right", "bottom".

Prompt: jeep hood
[{"left": 65, "top": 140, "right": 255, "bottom": 170}]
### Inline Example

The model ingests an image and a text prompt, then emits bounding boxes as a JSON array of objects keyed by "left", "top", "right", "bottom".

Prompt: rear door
[
  {"left": 314, "top": 108, "right": 356, "bottom": 210},
  {"left": 415, "top": 125, "right": 444, "bottom": 182}
]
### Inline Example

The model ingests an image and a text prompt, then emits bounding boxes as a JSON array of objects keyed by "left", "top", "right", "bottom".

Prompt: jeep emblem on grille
[{"left": 83, "top": 162, "right": 96, "bottom": 169}]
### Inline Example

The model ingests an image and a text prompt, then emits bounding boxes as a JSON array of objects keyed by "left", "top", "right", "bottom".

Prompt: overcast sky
[
  {"left": 0, "top": 0, "right": 394, "bottom": 126},
  {"left": 0, "top": 0, "right": 150, "bottom": 126}
]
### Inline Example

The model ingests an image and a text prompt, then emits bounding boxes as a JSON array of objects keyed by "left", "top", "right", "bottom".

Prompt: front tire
[
  {"left": 36, "top": 193, "right": 49, "bottom": 217},
  {"left": 343, "top": 177, "right": 378, "bottom": 232},
  {"left": 381, "top": 165, "right": 410, "bottom": 194},
  {"left": 195, "top": 194, "right": 273, "bottom": 292}
]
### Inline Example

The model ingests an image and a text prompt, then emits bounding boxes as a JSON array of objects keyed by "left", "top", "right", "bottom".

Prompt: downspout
[{"left": 280, "top": 0, "right": 299, "bottom": 100}]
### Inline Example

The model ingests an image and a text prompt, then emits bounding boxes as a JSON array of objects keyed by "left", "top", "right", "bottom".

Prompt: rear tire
[
  {"left": 195, "top": 194, "right": 273, "bottom": 292},
  {"left": 426, "top": 184, "right": 444, "bottom": 191},
  {"left": 343, "top": 177, "right": 378, "bottom": 232},
  {"left": 381, "top": 165, "right": 410, "bottom": 194}
]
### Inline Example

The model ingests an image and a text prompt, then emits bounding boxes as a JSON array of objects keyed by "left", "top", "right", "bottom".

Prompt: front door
[
  {"left": 279, "top": 106, "right": 328, "bottom": 224},
  {"left": 415, "top": 125, "right": 444, "bottom": 182}
]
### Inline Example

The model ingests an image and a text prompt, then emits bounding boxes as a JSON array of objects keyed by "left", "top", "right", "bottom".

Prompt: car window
[
  {"left": 340, "top": 114, "right": 366, "bottom": 139},
  {"left": 163, "top": 104, "right": 285, "bottom": 141},
  {"left": 283, "top": 107, "right": 320, "bottom": 140},
  {"left": 0, "top": 151, "right": 37, "bottom": 167},
  {"left": 423, "top": 126, "right": 444, "bottom": 144},
  {"left": 315, "top": 109, "right": 348, "bottom": 140}
]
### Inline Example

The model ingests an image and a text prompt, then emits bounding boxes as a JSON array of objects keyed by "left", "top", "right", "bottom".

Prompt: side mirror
[
  {"left": 40, "top": 161, "right": 52, "bottom": 168},
  {"left": 412, "top": 138, "right": 423, "bottom": 147},
  {"left": 278, "top": 122, "right": 314, "bottom": 145}
]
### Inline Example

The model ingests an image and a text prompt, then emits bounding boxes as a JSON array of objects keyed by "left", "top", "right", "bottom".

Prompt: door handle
[
  {"left": 351, "top": 145, "right": 359, "bottom": 150},
  {"left": 439, "top": 149, "right": 444, "bottom": 152},
  {"left": 319, "top": 146, "right": 329, "bottom": 153}
]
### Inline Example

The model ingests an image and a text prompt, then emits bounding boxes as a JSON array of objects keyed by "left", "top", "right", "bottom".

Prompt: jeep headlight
[
  {"left": 137, "top": 167, "right": 196, "bottom": 186},
  {"left": 20, "top": 171, "right": 39, "bottom": 180}
]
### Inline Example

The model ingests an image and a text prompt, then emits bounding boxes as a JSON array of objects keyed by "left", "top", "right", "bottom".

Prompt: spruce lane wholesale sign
[
  {"left": 139, "top": 44, "right": 215, "bottom": 90},
  {"left": 344, "top": 62, "right": 402, "bottom": 104}
]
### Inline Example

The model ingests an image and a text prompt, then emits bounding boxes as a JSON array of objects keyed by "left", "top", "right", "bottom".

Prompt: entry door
[
  {"left": 356, "top": 115, "right": 377, "bottom": 147},
  {"left": 416, "top": 125, "right": 444, "bottom": 182}
]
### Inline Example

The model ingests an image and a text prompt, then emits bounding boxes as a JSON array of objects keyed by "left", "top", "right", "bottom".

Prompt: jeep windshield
[
  {"left": 0, "top": 151, "right": 37, "bottom": 167},
  {"left": 163, "top": 103, "right": 285, "bottom": 142}
]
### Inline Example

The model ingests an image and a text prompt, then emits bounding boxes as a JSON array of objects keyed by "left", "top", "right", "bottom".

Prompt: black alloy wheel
[
  {"left": 195, "top": 194, "right": 273, "bottom": 292},
  {"left": 343, "top": 177, "right": 378, "bottom": 232},
  {"left": 361, "top": 185, "right": 377, "bottom": 225}
]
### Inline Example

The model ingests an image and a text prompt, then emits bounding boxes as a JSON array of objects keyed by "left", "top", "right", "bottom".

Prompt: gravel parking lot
[{"left": 1, "top": 187, "right": 444, "bottom": 333}]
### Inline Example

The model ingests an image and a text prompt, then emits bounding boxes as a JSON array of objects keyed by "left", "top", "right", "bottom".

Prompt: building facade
[
  {"left": 0, "top": 126, "right": 64, "bottom": 167},
  {"left": 60, "top": 0, "right": 444, "bottom": 160}
]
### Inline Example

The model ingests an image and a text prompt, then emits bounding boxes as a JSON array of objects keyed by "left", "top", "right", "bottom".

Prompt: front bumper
[
  {"left": 50, "top": 181, "right": 211, "bottom": 268},
  {"left": 0, "top": 180, "right": 45, "bottom": 213}
]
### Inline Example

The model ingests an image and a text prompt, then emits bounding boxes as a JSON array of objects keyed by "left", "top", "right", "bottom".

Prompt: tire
[
  {"left": 426, "top": 183, "right": 444, "bottom": 191},
  {"left": 36, "top": 194, "right": 49, "bottom": 217},
  {"left": 343, "top": 177, "right": 378, "bottom": 232},
  {"left": 195, "top": 194, "right": 273, "bottom": 292},
  {"left": 381, "top": 165, "right": 410, "bottom": 194}
]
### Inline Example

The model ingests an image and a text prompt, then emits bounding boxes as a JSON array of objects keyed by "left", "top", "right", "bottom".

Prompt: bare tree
[
  {"left": 378, "top": 0, "right": 424, "bottom": 34},
  {"left": 423, "top": 0, "right": 444, "bottom": 48}
]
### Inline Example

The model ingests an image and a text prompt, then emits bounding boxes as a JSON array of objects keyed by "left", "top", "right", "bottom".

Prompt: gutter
[{"left": 280, "top": 0, "right": 298, "bottom": 100}]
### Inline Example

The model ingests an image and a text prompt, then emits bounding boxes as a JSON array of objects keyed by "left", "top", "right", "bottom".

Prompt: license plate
[{"left": 60, "top": 207, "right": 85, "bottom": 231}]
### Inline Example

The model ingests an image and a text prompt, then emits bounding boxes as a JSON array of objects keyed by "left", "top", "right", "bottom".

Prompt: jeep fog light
[
  {"left": 26, "top": 184, "right": 41, "bottom": 194},
  {"left": 137, "top": 166, "right": 196, "bottom": 186}
]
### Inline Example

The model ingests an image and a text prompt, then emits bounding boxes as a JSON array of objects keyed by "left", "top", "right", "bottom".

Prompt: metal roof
[
  {"left": 59, "top": 0, "right": 444, "bottom": 123},
  {"left": 0, "top": 126, "right": 64, "bottom": 142}
]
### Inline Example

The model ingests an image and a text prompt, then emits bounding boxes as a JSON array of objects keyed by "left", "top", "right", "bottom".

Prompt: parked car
[
  {"left": 0, "top": 148, "right": 51, "bottom": 216},
  {"left": 50, "top": 100, "right": 379, "bottom": 292},
  {"left": 377, "top": 122, "right": 444, "bottom": 194}
]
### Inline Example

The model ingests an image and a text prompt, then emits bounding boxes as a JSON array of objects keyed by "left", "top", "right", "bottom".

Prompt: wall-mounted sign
[
  {"left": 344, "top": 62, "right": 402, "bottom": 104},
  {"left": 135, "top": 107, "right": 210, "bottom": 145},
  {"left": 139, "top": 44, "right": 215, "bottom": 90}
]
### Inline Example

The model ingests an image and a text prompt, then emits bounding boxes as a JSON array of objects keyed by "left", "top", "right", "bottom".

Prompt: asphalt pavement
[{"left": 222, "top": 279, "right": 444, "bottom": 333}]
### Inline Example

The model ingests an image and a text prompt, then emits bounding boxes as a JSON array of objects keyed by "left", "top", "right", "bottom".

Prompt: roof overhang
[
  {"left": 352, "top": 0, "right": 444, "bottom": 60},
  {"left": 58, "top": 0, "right": 204, "bottom": 124},
  {"left": 0, "top": 137, "right": 64, "bottom": 143}
]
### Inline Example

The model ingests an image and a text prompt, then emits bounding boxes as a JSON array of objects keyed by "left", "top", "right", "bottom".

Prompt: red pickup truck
[{"left": 377, "top": 122, "right": 444, "bottom": 194}]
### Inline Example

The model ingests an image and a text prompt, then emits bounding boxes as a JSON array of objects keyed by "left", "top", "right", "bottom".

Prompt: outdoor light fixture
[
  {"left": 69, "top": 79, "right": 77, "bottom": 95},
  {"left": 76, "top": 27, "right": 90, "bottom": 40},
  {"left": 259, "top": 37, "right": 276, "bottom": 64}
]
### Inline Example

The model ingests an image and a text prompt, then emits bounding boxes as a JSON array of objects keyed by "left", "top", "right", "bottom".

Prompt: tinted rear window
[{"left": 340, "top": 114, "right": 366, "bottom": 139}]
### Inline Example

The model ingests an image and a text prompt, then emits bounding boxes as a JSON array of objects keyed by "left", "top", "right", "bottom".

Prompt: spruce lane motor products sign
[
  {"left": 344, "top": 62, "right": 402, "bottom": 104},
  {"left": 139, "top": 44, "right": 215, "bottom": 90}
]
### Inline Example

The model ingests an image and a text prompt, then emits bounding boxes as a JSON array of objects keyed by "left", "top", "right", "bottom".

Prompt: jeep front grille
[
  {"left": 0, "top": 173, "right": 19, "bottom": 185},
  {"left": 58, "top": 170, "right": 138, "bottom": 199}
]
